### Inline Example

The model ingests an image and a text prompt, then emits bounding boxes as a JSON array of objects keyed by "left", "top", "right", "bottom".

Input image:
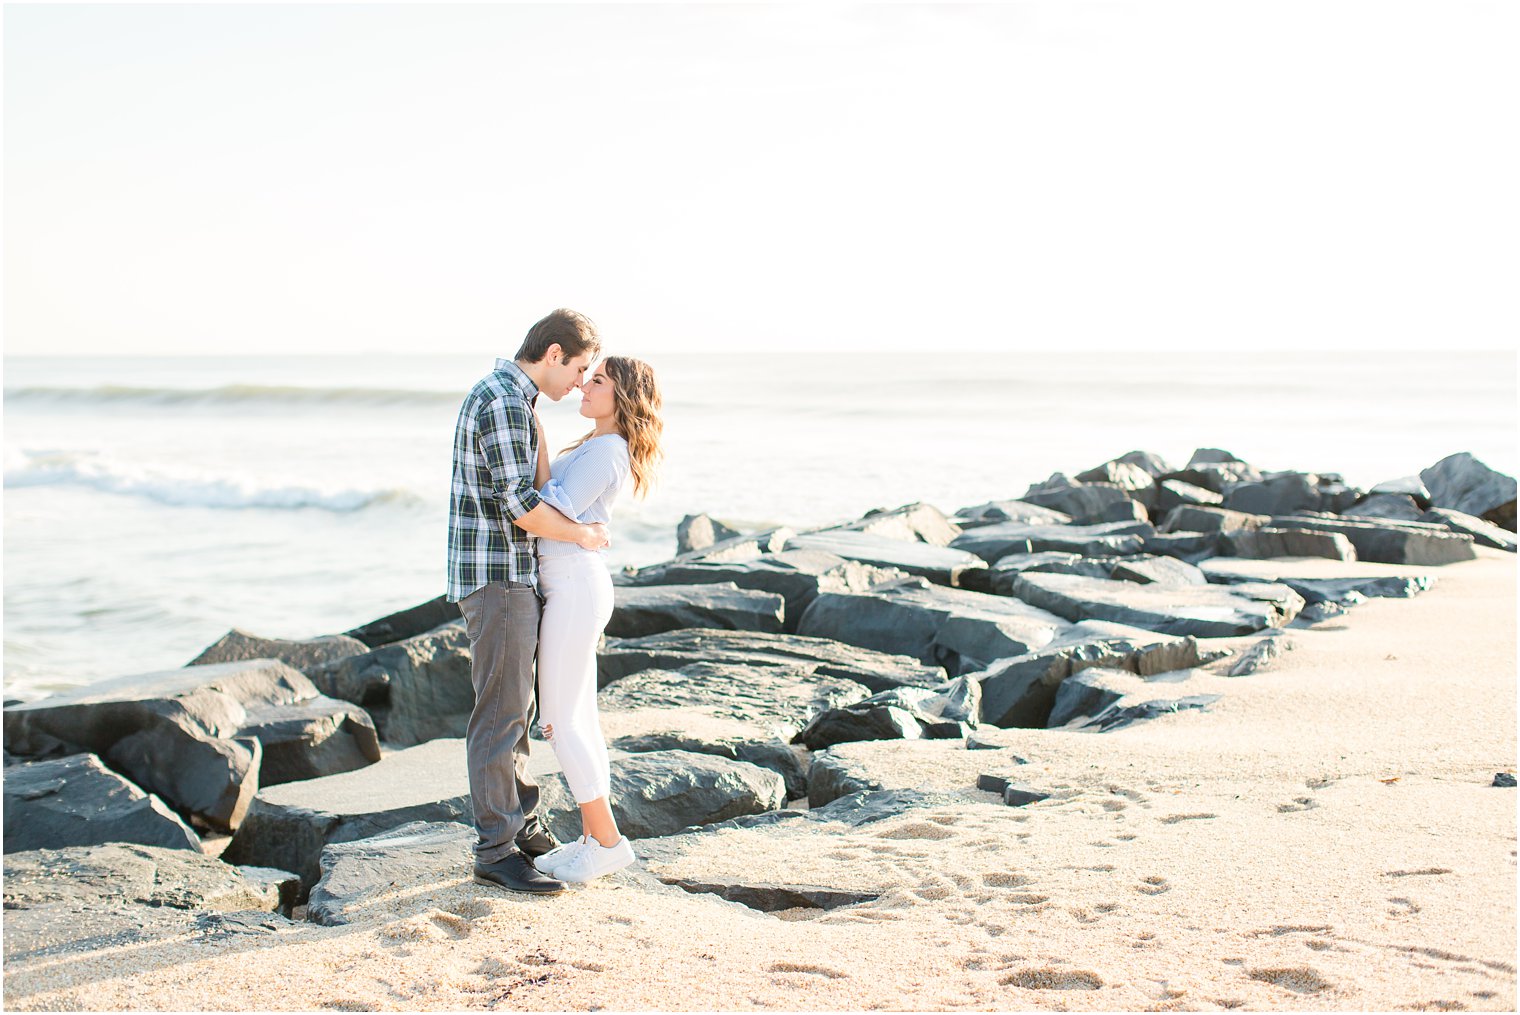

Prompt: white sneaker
[
  {"left": 556, "top": 834, "right": 635, "bottom": 883},
  {"left": 533, "top": 836, "right": 587, "bottom": 878}
]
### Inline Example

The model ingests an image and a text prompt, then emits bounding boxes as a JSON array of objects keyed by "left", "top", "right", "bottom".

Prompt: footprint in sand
[
  {"left": 1137, "top": 876, "right": 1170, "bottom": 896},
  {"left": 1277, "top": 797, "right": 1319, "bottom": 813},
  {"left": 1388, "top": 897, "right": 1422, "bottom": 917},
  {"left": 982, "top": 872, "right": 1034, "bottom": 888},
  {"left": 1385, "top": 868, "right": 1453, "bottom": 878},
  {"left": 1116, "top": 833, "right": 1138, "bottom": 841},
  {"left": 1159, "top": 813, "right": 1217, "bottom": 824},
  {"left": 999, "top": 967, "right": 1104, "bottom": 990},
  {"left": 768, "top": 961, "right": 848, "bottom": 979},
  {"left": 1247, "top": 966, "right": 1334, "bottom": 994},
  {"left": 876, "top": 821, "right": 956, "bottom": 841}
]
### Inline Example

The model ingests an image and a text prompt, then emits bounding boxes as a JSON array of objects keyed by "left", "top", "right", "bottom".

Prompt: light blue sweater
[{"left": 536, "top": 433, "right": 631, "bottom": 557}]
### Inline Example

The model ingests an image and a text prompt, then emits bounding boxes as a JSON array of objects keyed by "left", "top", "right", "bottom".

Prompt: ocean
[{"left": 4, "top": 350, "right": 1514, "bottom": 701}]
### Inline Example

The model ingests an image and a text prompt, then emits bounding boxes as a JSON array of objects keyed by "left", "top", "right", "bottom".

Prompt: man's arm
[{"left": 513, "top": 502, "right": 609, "bottom": 549}]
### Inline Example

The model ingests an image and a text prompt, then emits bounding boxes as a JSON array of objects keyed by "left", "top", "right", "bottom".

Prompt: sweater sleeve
[{"left": 538, "top": 439, "right": 630, "bottom": 521}]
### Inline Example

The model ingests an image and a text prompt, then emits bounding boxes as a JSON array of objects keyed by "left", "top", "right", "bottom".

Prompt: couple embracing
[{"left": 445, "top": 308, "right": 662, "bottom": 894}]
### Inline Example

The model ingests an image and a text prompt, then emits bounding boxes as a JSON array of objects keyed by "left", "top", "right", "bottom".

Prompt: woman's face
[{"left": 578, "top": 364, "right": 617, "bottom": 421}]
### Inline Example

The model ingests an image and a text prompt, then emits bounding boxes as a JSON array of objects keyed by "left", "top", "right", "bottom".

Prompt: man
[{"left": 447, "top": 308, "right": 609, "bottom": 894}]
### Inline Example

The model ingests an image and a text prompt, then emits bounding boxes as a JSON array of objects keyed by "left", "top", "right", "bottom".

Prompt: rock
[
  {"left": 1228, "top": 634, "right": 1289, "bottom": 676},
  {"left": 1073, "top": 499, "right": 1150, "bottom": 526},
  {"left": 1419, "top": 508, "right": 1517, "bottom": 552},
  {"left": 1078, "top": 694, "right": 1221, "bottom": 731},
  {"left": 952, "top": 500, "right": 1072, "bottom": 528},
  {"left": 1317, "top": 481, "right": 1364, "bottom": 514},
  {"left": 311, "top": 623, "right": 474, "bottom": 747},
  {"left": 676, "top": 513, "right": 742, "bottom": 554},
  {"left": 1224, "top": 527, "right": 1358, "bottom": 561},
  {"left": 4, "top": 754, "right": 201, "bottom": 853},
  {"left": 1154, "top": 480, "right": 1225, "bottom": 514},
  {"left": 1294, "top": 601, "right": 1352, "bottom": 625},
  {"left": 1142, "top": 531, "right": 1223, "bottom": 562},
  {"left": 951, "top": 520, "right": 1152, "bottom": 563},
  {"left": 1109, "top": 556, "right": 1209, "bottom": 586},
  {"left": 607, "top": 582, "right": 785, "bottom": 638},
  {"left": 797, "top": 577, "right": 1068, "bottom": 675},
  {"left": 1010, "top": 572, "right": 1303, "bottom": 637},
  {"left": 3, "top": 842, "right": 289, "bottom": 913},
  {"left": 1268, "top": 514, "right": 1477, "bottom": 565},
  {"left": 236, "top": 696, "right": 381, "bottom": 786},
  {"left": 818, "top": 502, "right": 963, "bottom": 546},
  {"left": 1493, "top": 773, "right": 1516, "bottom": 788},
  {"left": 1199, "top": 559, "right": 1435, "bottom": 606},
  {"left": 596, "top": 628, "right": 945, "bottom": 694},
  {"left": 1421, "top": 452, "right": 1517, "bottom": 529},
  {"left": 306, "top": 820, "right": 475, "bottom": 925},
  {"left": 1075, "top": 460, "right": 1159, "bottom": 503},
  {"left": 1002, "top": 784, "right": 1051, "bottom": 807},
  {"left": 1047, "top": 668, "right": 1221, "bottom": 730},
  {"left": 1045, "top": 668, "right": 1135, "bottom": 728},
  {"left": 1343, "top": 494, "right": 1425, "bottom": 522},
  {"left": 670, "top": 526, "right": 795, "bottom": 565},
  {"left": 1113, "top": 450, "right": 1175, "bottom": 477},
  {"left": 2, "top": 658, "right": 327, "bottom": 833},
  {"left": 600, "top": 661, "right": 871, "bottom": 738},
  {"left": 785, "top": 531, "right": 987, "bottom": 587},
  {"left": 657, "top": 876, "right": 878, "bottom": 912},
  {"left": 607, "top": 750, "right": 785, "bottom": 838},
  {"left": 1224, "top": 472, "right": 1323, "bottom": 516},
  {"left": 1160, "top": 505, "right": 1268, "bottom": 534},
  {"left": 221, "top": 738, "right": 473, "bottom": 890},
  {"left": 621, "top": 550, "right": 902, "bottom": 634},
  {"left": 793, "top": 676, "right": 981, "bottom": 750},
  {"left": 807, "top": 750, "right": 884, "bottom": 807},
  {"left": 344, "top": 595, "right": 459, "bottom": 648},
  {"left": 1018, "top": 474, "right": 1136, "bottom": 519},
  {"left": 611, "top": 728, "right": 809, "bottom": 801},
  {"left": 189, "top": 629, "right": 369, "bottom": 674}
]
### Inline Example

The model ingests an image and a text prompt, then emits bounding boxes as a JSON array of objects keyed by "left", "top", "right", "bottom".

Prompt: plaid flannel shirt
[{"left": 446, "top": 359, "right": 545, "bottom": 601}]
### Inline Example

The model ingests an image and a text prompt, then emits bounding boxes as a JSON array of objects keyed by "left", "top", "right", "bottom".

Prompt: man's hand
[{"left": 577, "top": 522, "right": 611, "bottom": 551}]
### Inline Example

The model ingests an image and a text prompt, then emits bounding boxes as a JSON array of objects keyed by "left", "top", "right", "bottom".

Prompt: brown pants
[{"left": 457, "top": 580, "right": 542, "bottom": 863}]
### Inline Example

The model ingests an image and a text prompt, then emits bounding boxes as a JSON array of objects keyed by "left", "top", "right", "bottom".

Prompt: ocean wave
[
  {"left": 4, "top": 383, "right": 461, "bottom": 409},
  {"left": 4, "top": 450, "right": 425, "bottom": 512}
]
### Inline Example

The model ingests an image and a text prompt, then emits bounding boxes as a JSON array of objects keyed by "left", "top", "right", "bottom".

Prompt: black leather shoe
[
  {"left": 515, "top": 823, "right": 560, "bottom": 860},
  {"left": 473, "top": 849, "right": 567, "bottom": 894}
]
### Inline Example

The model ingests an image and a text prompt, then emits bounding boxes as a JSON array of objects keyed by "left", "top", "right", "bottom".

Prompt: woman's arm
[
  {"left": 537, "top": 440, "right": 629, "bottom": 521},
  {"left": 532, "top": 411, "right": 550, "bottom": 491}
]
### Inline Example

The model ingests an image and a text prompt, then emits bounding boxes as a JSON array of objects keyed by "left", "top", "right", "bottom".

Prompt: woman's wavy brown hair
[{"left": 564, "top": 355, "right": 663, "bottom": 498}]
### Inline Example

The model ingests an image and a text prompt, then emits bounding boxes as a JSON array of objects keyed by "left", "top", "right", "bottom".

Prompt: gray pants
[{"left": 457, "top": 580, "right": 542, "bottom": 863}]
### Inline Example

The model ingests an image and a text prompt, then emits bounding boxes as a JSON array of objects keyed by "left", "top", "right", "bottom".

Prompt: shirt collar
[{"left": 494, "top": 358, "right": 540, "bottom": 402}]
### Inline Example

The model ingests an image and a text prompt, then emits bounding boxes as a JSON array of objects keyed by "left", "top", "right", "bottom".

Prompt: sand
[{"left": 3, "top": 550, "right": 1514, "bottom": 1011}]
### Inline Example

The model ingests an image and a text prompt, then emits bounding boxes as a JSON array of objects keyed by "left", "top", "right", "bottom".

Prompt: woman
[{"left": 528, "top": 355, "right": 663, "bottom": 884}]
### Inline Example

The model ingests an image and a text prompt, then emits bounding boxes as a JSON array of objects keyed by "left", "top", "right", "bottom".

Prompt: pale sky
[{"left": 4, "top": 2, "right": 1517, "bottom": 356}]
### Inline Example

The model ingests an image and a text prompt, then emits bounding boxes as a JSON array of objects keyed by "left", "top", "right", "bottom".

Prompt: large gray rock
[
  {"left": 236, "top": 696, "right": 381, "bottom": 785},
  {"left": 1018, "top": 475, "right": 1136, "bottom": 520},
  {"left": 1223, "top": 472, "right": 1323, "bottom": 516},
  {"left": 611, "top": 728, "right": 809, "bottom": 802},
  {"left": 3, "top": 842, "right": 291, "bottom": 914},
  {"left": 653, "top": 526, "right": 795, "bottom": 568},
  {"left": 1154, "top": 480, "right": 1224, "bottom": 514},
  {"left": 599, "top": 661, "right": 871, "bottom": 738},
  {"left": 1047, "top": 668, "right": 1220, "bottom": 731},
  {"left": 306, "top": 820, "right": 475, "bottom": 926},
  {"left": 807, "top": 750, "right": 884, "bottom": 807},
  {"left": 221, "top": 738, "right": 473, "bottom": 890},
  {"left": 1343, "top": 494, "right": 1425, "bottom": 522},
  {"left": 4, "top": 754, "right": 201, "bottom": 853},
  {"left": 1421, "top": 452, "right": 1517, "bottom": 530},
  {"left": 607, "top": 750, "right": 785, "bottom": 838},
  {"left": 1072, "top": 499, "right": 1151, "bottom": 526},
  {"left": 596, "top": 628, "right": 945, "bottom": 694},
  {"left": 311, "top": 623, "right": 474, "bottom": 747},
  {"left": 189, "top": 630, "right": 369, "bottom": 673},
  {"left": 797, "top": 577, "right": 1068, "bottom": 675},
  {"left": 1142, "top": 531, "right": 1224, "bottom": 562},
  {"left": 952, "top": 500, "right": 1072, "bottom": 529},
  {"left": 1268, "top": 514, "right": 1477, "bottom": 565},
  {"left": 1160, "top": 505, "right": 1268, "bottom": 534},
  {"left": 676, "top": 513, "right": 742, "bottom": 554},
  {"left": 785, "top": 531, "right": 987, "bottom": 588},
  {"left": 1224, "top": 527, "right": 1357, "bottom": 561},
  {"left": 1199, "top": 560, "right": 1433, "bottom": 606},
  {"left": 344, "top": 595, "right": 460, "bottom": 648},
  {"left": 1419, "top": 508, "right": 1517, "bottom": 551},
  {"left": 951, "top": 520, "right": 1152, "bottom": 563},
  {"left": 621, "top": 550, "right": 901, "bottom": 633},
  {"left": 816, "top": 502, "right": 963, "bottom": 547},
  {"left": 793, "top": 676, "right": 982, "bottom": 750},
  {"left": 1108, "top": 555, "right": 1209, "bottom": 586},
  {"left": 1075, "top": 460, "right": 1158, "bottom": 505},
  {"left": 970, "top": 622, "right": 1219, "bottom": 728},
  {"left": 2, "top": 659, "right": 325, "bottom": 832},
  {"left": 1045, "top": 668, "right": 1135, "bottom": 727},
  {"left": 1010, "top": 572, "right": 1303, "bottom": 637},
  {"left": 607, "top": 582, "right": 785, "bottom": 638}
]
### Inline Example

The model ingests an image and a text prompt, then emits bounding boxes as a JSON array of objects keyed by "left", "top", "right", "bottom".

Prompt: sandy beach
[{"left": 3, "top": 549, "right": 1514, "bottom": 1012}]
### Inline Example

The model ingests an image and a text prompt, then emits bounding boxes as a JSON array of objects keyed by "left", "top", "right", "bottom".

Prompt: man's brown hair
[{"left": 515, "top": 309, "right": 601, "bottom": 364}]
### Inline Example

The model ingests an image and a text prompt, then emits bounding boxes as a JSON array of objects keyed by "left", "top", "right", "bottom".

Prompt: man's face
[{"left": 540, "top": 347, "right": 595, "bottom": 401}]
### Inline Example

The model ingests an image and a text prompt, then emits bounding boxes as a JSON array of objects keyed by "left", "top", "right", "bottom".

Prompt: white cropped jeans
[{"left": 536, "top": 548, "right": 615, "bottom": 804}]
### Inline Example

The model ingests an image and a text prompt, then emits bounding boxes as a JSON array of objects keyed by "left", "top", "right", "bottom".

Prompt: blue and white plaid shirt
[{"left": 446, "top": 359, "right": 544, "bottom": 601}]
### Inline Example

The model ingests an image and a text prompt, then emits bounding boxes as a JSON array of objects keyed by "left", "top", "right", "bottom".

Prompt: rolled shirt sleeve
[
  {"left": 538, "top": 440, "right": 630, "bottom": 522},
  {"left": 476, "top": 395, "right": 543, "bottom": 521}
]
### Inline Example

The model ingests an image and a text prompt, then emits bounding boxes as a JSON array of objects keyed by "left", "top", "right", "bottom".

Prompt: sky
[{"left": 4, "top": 2, "right": 1517, "bottom": 357}]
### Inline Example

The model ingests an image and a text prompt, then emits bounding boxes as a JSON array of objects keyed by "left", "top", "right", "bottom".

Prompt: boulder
[
  {"left": 797, "top": 578, "right": 1068, "bottom": 675},
  {"left": 189, "top": 630, "right": 369, "bottom": 673},
  {"left": 1142, "top": 531, "right": 1223, "bottom": 562},
  {"left": 344, "top": 595, "right": 459, "bottom": 648},
  {"left": 1010, "top": 572, "right": 1302, "bottom": 637},
  {"left": 221, "top": 738, "right": 473, "bottom": 890},
  {"left": 784, "top": 531, "right": 987, "bottom": 587},
  {"left": 597, "top": 628, "right": 945, "bottom": 694},
  {"left": 1224, "top": 472, "right": 1323, "bottom": 516},
  {"left": 306, "top": 820, "right": 475, "bottom": 926},
  {"left": 599, "top": 661, "right": 872, "bottom": 738},
  {"left": 985, "top": 552, "right": 1087, "bottom": 593},
  {"left": 620, "top": 549, "right": 902, "bottom": 633},
  {"left": 1268, "top": 514, "right": 1477, "bottom": 565},
  {"left": 1343, "top": 494, "right": 1425, "bottom": 522},
  {"left": 236, "top": 696, "right": 381, "bottom": 785},
  {"left": 4, "top": 754, "right": 201, "bottom": 853},
  {"left": 1047, "top": 667, "right": 1220, "bottom": 730},
  {"left": 1419, "top": 508, "right": 1517, "bottom": 552},
  {"left": 1109, "top": 556, "right": 1209, "bottom": 586},
  {"left": 952, "top": 500, "right": 1072, "bottom": 529},
  {"left": 664, "top": 526, "right": 795, "bottom": 566},
  {"left": 817, "top": 502, "right": 963, "bottom": 547},
  {"left": 607, "top": 582, "right": 785, "bottom": 638},
  {"left": 1160, "top": 505, "right": 1268, "bottom": 534},
  {"left": 2, "top": 658, "right": 325, "bottom": 832},
  {"left": 807, "top": 750, "right": 884, "bottom": 807},
  {"left": 611, "top": 728, "right": 809, "bottom": 802},
  {"left": 1199, "top": 560, "right": 1433, "bottom": 606},
  {"left": 793, "top": 676, "right": 981, "bottom": 750},
  {"left": 1224, "top": 527, "right": 1357, "bottom": 561},
  {"left": 951, "top": 520, "right": 1152, "bottom": 563},
  {"left": 1228, "top": 634, "right": 1289, "bottom": 676},
  {"left": 676, "top": 513, "right": 742, "bottom": 554},
  {"left": 1316, "top": 481, "right": 1364, "bottom": 514},
  {"left": 3, "top": 842, "right": 291, "bottom": 914},
  {"left": 1075, "top": 460, "right": 1159, "bottom": 503},
  {"left": 1420, "top": 452, "right": 1517, "bottom": 529},
  {"left": 1154, "top": 479, "right": 1225, "bottom": 514},
  {"left": 311, "top": 623, "right": 474, "bottom": 747},
  {"left": 1019, "top": 474, "right": 1135, "bottom": 519},
  {"left": 1073, "top": 499, "right": 1150, "bottom": 526},
  {"left": 1370, "top": 475, "right": 1432, "bottom": 502},
  {"left": 606, "top": 750, "right": 785, "bottom": 838}
]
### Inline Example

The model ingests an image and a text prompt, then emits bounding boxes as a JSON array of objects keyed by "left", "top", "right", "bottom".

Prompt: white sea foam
[{"left": 4, "top": 449, "right": 423, "bottom": 512}]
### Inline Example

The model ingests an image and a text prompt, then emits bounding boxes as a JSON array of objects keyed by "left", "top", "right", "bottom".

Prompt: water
[{"left": 4, "top": 350, "right": 1514, "bottom": 700}]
